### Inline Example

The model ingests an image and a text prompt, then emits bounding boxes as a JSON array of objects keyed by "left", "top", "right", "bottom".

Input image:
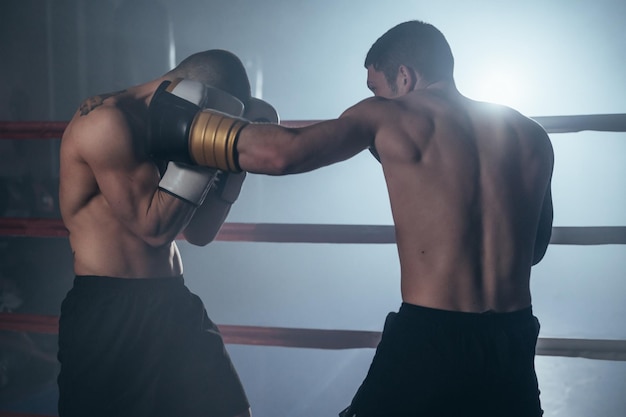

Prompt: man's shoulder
[
  {"left": 342, "top": 96, "right": 403, "bottom": 123},
  {"left": 500, "top": 105, "right": 550, "bottom": 141},
  {"left": 470, "top": 100, "right": 546, "bottom": 134},
  {"left": 478, "top": 103, "right": 553, "bottom": 160},
  {"left": 63, "top": 94, "right": 139, "bottom": 163},
  {"left": 67, "top": 91, "right": 134, "bottom": 138},
  {"left": 77, "top": 90, "right": 127, "bottom": 117}
]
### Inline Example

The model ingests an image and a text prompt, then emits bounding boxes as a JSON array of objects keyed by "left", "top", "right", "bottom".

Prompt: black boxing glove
[
  {"left": 148, "top": 78, "right": 247, "bottom": 171},
  {"left": 151, "top": 78, "right": 245, "bottom": 204},
  {"left": 207, "top": 97, "right": 281, "bottom": 204}
]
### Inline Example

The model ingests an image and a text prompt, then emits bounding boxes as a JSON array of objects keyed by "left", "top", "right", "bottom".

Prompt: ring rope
[
  {"left": 1, "top": 218, "right": 625, "bottom": 245},
  {"left": 1, "top": 116, "right": 625, "bottom": 367},
  {"left": 1, "top": 113, "right": 626, "bottom": 139}
]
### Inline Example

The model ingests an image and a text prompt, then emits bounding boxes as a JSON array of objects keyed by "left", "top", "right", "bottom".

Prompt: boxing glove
[
  {"left": 211, "top": 171, "right": 245, "bottom": 204},
  {"left": 208, "top": 97, "right": 280, "bottom": 203},
  {"left": 244, "top": 97, "right": 280, "bottom": 124},
  {"left": 159, "top": 161, "right": 219, "bottom": 206},
  {"left": 148, "top": 78, "right": 246, "bottom": 167},
  {"left": 152, "top": 79, "right": 244, "bottom": 205}
]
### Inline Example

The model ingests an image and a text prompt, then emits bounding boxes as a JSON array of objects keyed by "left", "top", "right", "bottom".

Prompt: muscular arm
[
  {"left": 68, "top": 108, "right": 197, "bottom": 247},
  {"left": 237, "top": 102, "right": 377, "bottom": 175}
]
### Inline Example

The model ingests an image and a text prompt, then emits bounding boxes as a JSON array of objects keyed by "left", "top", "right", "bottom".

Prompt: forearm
[
  {"left": 148, "top": 89, "right": 370, "bottom": 175},
  {"left": 236, "top": 124, "right": 297, "bottom": 174},
  {"left": 237, "top": 119, "right": 367, "bottom": 175},
  {"left": 139, "top": 189, "right": 198, "bottom": 247},
  {"left": 126, "top": 163, "right": 216, "bottom": 247}
]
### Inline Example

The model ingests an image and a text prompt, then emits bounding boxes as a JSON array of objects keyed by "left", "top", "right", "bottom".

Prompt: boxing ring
[{"left": 0, "top": 114, "right": 626, "bottom": 416}]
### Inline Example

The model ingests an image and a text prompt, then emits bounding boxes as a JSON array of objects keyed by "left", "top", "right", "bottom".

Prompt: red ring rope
[
  {"left": 1, "top": 119, "right": 625, "bottom": 362},
  {"left": 1, "top": 114, "right": 626, "bottom": 139},
  {"left": 1, "top": 116, "right": 626, "bottom": 416}
]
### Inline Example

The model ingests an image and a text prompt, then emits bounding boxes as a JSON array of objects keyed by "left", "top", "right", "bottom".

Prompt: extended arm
[
  {"left": 148, "top": 92, "right": 379, "bottom": 176},
  {"left": 237, "top": 107, "right": 377, "bottom": 175},
  {"left": 181, "top": 95, "right": 279, "bottom": 245}
]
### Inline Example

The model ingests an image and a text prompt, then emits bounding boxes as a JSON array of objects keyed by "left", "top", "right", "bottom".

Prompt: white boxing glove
[
  {"left": 168, "top": 78, "right": 245, "bottom": 116},
  {"left": 159, "top": 162, "right": 219, "bottom": 206}
]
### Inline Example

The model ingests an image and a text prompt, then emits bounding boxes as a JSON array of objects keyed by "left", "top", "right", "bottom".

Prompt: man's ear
[{"left": 398, "top": 65, "right": 418, "bottom": 93}]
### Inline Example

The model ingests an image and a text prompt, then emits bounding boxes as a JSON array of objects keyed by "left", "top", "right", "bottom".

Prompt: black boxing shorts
[
  {"left": 57, "top": 275, "right": 249, "bottom": 417},
  {"left": 341, "top": 303, "right": 543, "bottom": 417}
]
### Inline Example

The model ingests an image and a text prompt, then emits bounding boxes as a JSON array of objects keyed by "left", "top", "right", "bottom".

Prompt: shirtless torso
[
  {"left": 237, "top": 79, "right": 553, "bottom": 314},
  {"left": 59, "top": 79, "right": 190, "bottom": 278},
  {"left": 374, "top": 86, "right": 553, "bottom": 312},
  {"left": 223, "top": 21, "right": 553, "bottom": 415},
  {"left": 58, "top": 49, "right": 255, "bottom": 417}
]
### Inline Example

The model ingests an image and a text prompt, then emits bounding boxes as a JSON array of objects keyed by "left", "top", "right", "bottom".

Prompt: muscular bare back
[
  {"left": 59, "top": 82, "right": 192, "bottom": 278},
  {"left": 238, "top": 82, "right": 553, "bottom": 313},
  {"left": 371, "top": 87, "right": 554, "bottom": 312}
]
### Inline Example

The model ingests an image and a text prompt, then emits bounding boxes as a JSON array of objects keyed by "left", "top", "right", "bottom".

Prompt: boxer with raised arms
[
  {"left": 59, "top": 49, "right": 277, "bottom": 417},
  {"left": 149, "top": 21, "right": 552, "bottom": 416}
]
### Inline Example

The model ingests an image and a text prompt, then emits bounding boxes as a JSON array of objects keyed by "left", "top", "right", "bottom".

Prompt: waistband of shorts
[
  {"left": 399, "top": 302, "right": 534, "bottom": 325},
  {"left": 73, "top": 275, "right": 184, "bottom": 290}
]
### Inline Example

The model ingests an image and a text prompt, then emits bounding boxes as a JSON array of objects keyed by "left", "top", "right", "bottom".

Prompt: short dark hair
[
  {"left": 167, "top": 49, "right": 251, "bottom": 105},
  {"left": 365, "top": 21, "right": 454, "bottom": 87}
]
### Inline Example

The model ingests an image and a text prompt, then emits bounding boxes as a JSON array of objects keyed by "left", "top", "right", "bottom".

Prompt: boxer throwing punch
[
  {"left": 58, "top": 49, "right": 277, "bottom": 417},
  {"left": 149, "top": 21, "right": 553, "bottom": 417}
]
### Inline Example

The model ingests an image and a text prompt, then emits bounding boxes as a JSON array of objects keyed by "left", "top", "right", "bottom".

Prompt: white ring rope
[
  {"left": 1, "top": 220, "right": 625, "bottom": 245},
  {"left": 281, "top": 113, "right": 626, "bottom": 134}
]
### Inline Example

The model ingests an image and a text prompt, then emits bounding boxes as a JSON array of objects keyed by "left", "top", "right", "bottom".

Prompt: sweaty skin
[
  {"left": 60, "top": 79, "right": 228, "bottom": 278},
  {"left": 237, "top": 67, "right": 553, "bottom": 313}
]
